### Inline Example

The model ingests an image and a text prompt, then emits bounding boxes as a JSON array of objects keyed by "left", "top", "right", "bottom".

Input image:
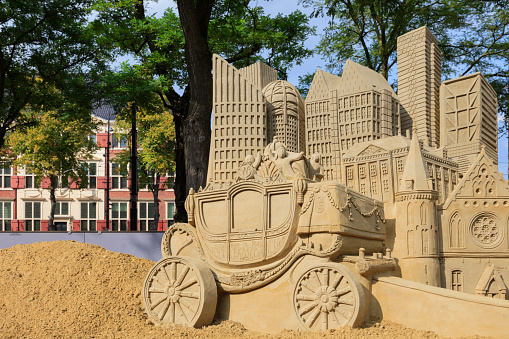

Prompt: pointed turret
[
  {"left": 399, "top": 125, "right": 432, "bottom": 192},
  {"left": 394, "top": 125, "right": 440, "bottom": 286}
]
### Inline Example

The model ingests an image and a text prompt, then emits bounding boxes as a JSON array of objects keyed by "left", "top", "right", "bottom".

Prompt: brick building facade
[{"left": 0, "top": 106, "right": 175, "bottom": 232}]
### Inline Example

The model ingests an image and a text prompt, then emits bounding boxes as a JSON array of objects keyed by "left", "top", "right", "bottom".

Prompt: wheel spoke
[
  {"left": 153, "top": 276, "right": 167, "bottom": 287},
  {"left": 158, "top": 299, "right": 171, "bottom": 320},
  {"left": 150, "top": 295, "right": 168, "bottom": 310},
  {"left": 177, "top": 277, "right": 198, "bottom": 291},
  {"left": 296, "top": 294, "right": 315, "bottom": 302},
  {"left": 176, "top": 301, "right": 188, "bottom": 323},
  {"left": 336, "top": 286, "right": 351, "bottom": 296},
  {"left": 180, "top": 291, "right": 199, "bottom": 299},
  {"left": 338, "top": 298, "right": 353, "bottom": 306},
  {"left": 323, "top": 268, "right": 329, "bottom": 286},
  {"left": 149, "top": 288, "right": 166, "bottom": 293},
  {"left": 162, "top": 265, "right": 171, "bottom": 284},
  {"left": 331, "top": 307, "right": 346, "bottom": 327},
  {"left": 169, "top": 301, "right": 175, "bottom": 323},
  {"left": 313, "top": 270, "right": 322, "bottom": 286},
  {"left": 179, "top": 298, "right": 196, "bottom": 314},
  {"left": 330, "top": 274, "right": 343, "bottom": 289},
  {"left": 171, "top": 262, "right": 177, "bottom": 284},
  {"left": 322, "top": 310, "right": 328, "bottom": 331},
  {"left": 298, "top": 301, "right": 317, "bottom": 316},
  {"left": 175, "top": 266, "right": 190, "bottom": 287},
  {"left": 305, "top": 308, "right": 321, "bottom": 327},
  {"left": 300, "top": 281, "right": 316, "bottom": 294}
]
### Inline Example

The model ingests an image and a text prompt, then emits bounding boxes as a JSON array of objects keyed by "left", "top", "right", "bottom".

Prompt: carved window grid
[
  {"left": 359, "top": 166, "right": 366, "bottom": 179},
  {"left": 381, "top": 162, "right": 388, "bottom": 175},
  {"left": 370, "top": 164, "right": 377, "bottom": 177},
  {"left": 347, "top": 167, "right": 353, "bottom": 180}
]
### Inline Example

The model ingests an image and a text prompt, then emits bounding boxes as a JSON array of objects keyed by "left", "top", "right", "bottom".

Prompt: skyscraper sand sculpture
[{"left": 142, "top": 27, "right": 509, "bottom": 337}]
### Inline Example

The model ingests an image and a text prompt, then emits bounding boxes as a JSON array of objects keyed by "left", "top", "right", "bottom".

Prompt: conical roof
[{"left": 399, "top": 126, "right": 431, "bottom": 191}]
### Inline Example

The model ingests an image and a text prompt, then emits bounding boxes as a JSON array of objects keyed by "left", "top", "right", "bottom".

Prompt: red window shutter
[
  {"left": 72, "top": 220, "right": 80, "bottom": 231},
  {"left": 41, "top": 177, "right": 51, "bottom": 189},
  {"left": 69, "top": 178, "right": 80, "bottom": 189},
  {"left": 11, "top": 220, "right": 19, "bottom": 231},
  {"left": 18, "top": 220, "right": 25, "bottom": 231},
  {"left": 11, "top": 176, "right": 19, "bottom": 188},
  {"left": 97, "top": 133, "right": 109, "bottom": 148},
  {"left": 159, "top": 177, "right": 168, "bottom": 190},
  {"left": 40, "top": 220, "right": 49, "bottom": 231},
  {"left": 97, "top": 220, "right": 107, "bottom": 231},
  {"left": 18, "top": 176, "right": 25, "bottom": 189},
  {"left": 97, "top": 177, "right": 108, "bottom": 189}
]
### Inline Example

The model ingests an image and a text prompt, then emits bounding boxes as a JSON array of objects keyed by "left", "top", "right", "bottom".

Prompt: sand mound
[{"left": 0, "top": 241, "right": 479, "bottom": 338}]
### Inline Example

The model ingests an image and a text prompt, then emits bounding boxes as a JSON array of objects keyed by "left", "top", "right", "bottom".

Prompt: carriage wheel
[
  {"left": 143, "top": 256, "right": 217, "bottom": 327},
  {"left": 292, "top": 263, "right": 365, "bottom": 331}
]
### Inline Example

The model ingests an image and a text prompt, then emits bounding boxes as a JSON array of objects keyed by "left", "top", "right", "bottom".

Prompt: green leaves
[{"left": 8, "top": 110, "right": 98, "bottom": 184}]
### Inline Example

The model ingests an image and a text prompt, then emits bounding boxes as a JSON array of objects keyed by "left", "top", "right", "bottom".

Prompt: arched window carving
[
  {"left": 420, "top": 202, "right": 427, "bottom": 225},
  {"left": 449, "top": 212, "right": 464, "bottom": 248}
]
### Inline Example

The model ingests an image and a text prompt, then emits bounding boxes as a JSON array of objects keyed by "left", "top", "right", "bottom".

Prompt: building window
[
  {"left": 0, "top": 167, "right": 11, "bottom": 188},
  {"left": 0, "top": 202, "right": 12, "bottom": 231},
  {"left": 167, "top": 202, "right": 175, "bottom": 224},
  {"left": 371, "top": 182, "right": 377, "bottom": 195},
  {"left": 347, "top": 167, "right": 353, "bottom": 180},
  {"left": 25, "top": 202, "right": 41, "bottom": 231},
  {"left": 111, "top": 163, "right": 127, "bottom": 189},
  {"left": 112, "top": 135, "right": 127, "bottom": 148},
  {"left": 55, "top": 202, "right": 69, "bottom": 216},
  {"left": 83, "top": 163, "right": 97, "bottom": 188},
  {"left": 370, "top": 163, "right": 377, "bottom": 177},
  {"left": 56, "top": 176, "right": 69, "bottom": 189},
  {"left": 397, "top": 158, "right": 404, "bottom": 172},
  {"left": 383, "top": 179, "right": 389, "bottom": 192},
  {"left": 381, "top": 162, "right": 388, "bottom": 175},
  {"left": 359, "top": 165, "right": 366, "bottom": 179},
  {"left": 25, "top": 173, "right": 41, "bottom": 189},
  {"left": 452, "top": 270, "right": 463, "bottom": 292},
  {"left": 80, "top": 202, "right": 96, "bottom": 231},
  {"left": 111, "top": 202, "right": 128, "bottom": 231},
  {"left": 139, "top": 202, "right": 157, "bottom": 231}
]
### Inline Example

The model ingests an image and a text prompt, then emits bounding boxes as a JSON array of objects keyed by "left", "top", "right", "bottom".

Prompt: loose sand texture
[{"left": 0, "top": 241, "right": 488, "bottom": 338}]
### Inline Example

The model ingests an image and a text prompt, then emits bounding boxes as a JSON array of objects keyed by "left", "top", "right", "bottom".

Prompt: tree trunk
[
  {"left": 49, "top": 175, "right": 57, "bottom": 231},
  {"left": 177, "top": 0, "right": 214, "bottom": 201},
  {"left": 172, "top": 110, "right": 188, "bottom": 223},
  {"left": 153, "top": 172, "right": 160, "bottom": 230}
]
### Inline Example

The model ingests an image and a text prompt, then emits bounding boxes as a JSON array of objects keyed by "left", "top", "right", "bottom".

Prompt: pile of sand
[{"left": 0, "top": 241, "right": 480, "bottom": 338}]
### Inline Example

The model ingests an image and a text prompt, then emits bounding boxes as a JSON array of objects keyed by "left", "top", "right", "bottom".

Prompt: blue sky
[{"left": 144, "top": 0, "right": 508, "bottom": 178}]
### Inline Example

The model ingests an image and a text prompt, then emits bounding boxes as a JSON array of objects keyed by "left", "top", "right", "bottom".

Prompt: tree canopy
[
  {"left": 0, "top": 0, "right": 110, "bottom": 149},
  {"left": 95, "top": 0, "right": 315, "bottom": 221},
  {"left": 8, "top": 110, "right": 98, "bottom": 230},
  {"left": 299, "top": 0, "right": 509, "bottom": 117}
]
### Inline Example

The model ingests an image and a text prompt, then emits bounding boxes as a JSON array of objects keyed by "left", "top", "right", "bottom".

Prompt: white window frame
[
  {"left": 54, "top": 202, "right": 70, "bottom": 216},
  {"left": 139, "top": 201, "right": 156, "bottom": 231},
  {"left": 0, "top": 201, "right": 12, "bottom": 231},
  {"left": 167, "top": 201, "right": 175, "bottom": 225},
  {"left": 111, "top": 163, "right": 128, "bottom": 189},
  {"left": 83, "top": 162, "right": 98, "bottom": 189},
  {"left": 80, "top": 202, "right": 97, "bottom": 231},
  {"left": 0, "top": 167, "right": 12, "bottom": 189},
  {"left": 25, "top": 201, "right": 41, "bottom": 231},
  {"left": 111, "top": 201, "right": 129, "bottom": 231}
]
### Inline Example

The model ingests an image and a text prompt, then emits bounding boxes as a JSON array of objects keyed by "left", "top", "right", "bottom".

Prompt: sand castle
[{"left": 142, "top": 26, "right": 508, "bottom": 338}]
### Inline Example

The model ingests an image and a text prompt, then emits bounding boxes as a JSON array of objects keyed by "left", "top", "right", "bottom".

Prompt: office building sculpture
[{"left": 142, "top": 27, "right": 509, "bottom": 338}]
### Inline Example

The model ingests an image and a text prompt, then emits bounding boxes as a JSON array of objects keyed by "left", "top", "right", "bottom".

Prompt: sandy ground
[{"left": 0, "top": 241, "right": 488, "bottom": 338}]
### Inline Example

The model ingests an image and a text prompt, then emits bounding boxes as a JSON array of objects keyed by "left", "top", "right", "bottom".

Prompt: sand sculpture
[{"left": 142, "top": 26, "right": 509, "bottom": 337}]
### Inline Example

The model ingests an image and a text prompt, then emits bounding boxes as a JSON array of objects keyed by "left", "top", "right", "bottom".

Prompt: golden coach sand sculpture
[{"left": 142, "top": 27, "right": 509, "bottom": 338}]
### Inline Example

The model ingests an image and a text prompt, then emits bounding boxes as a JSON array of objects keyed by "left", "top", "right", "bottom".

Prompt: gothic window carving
[{"left": 449, "top": 212, "right": 465, "bottom": 248}]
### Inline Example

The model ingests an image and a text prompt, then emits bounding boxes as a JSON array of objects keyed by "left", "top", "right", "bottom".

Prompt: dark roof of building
[{"left": 92, "top": 104, "right": 116, "bottom": 120}]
